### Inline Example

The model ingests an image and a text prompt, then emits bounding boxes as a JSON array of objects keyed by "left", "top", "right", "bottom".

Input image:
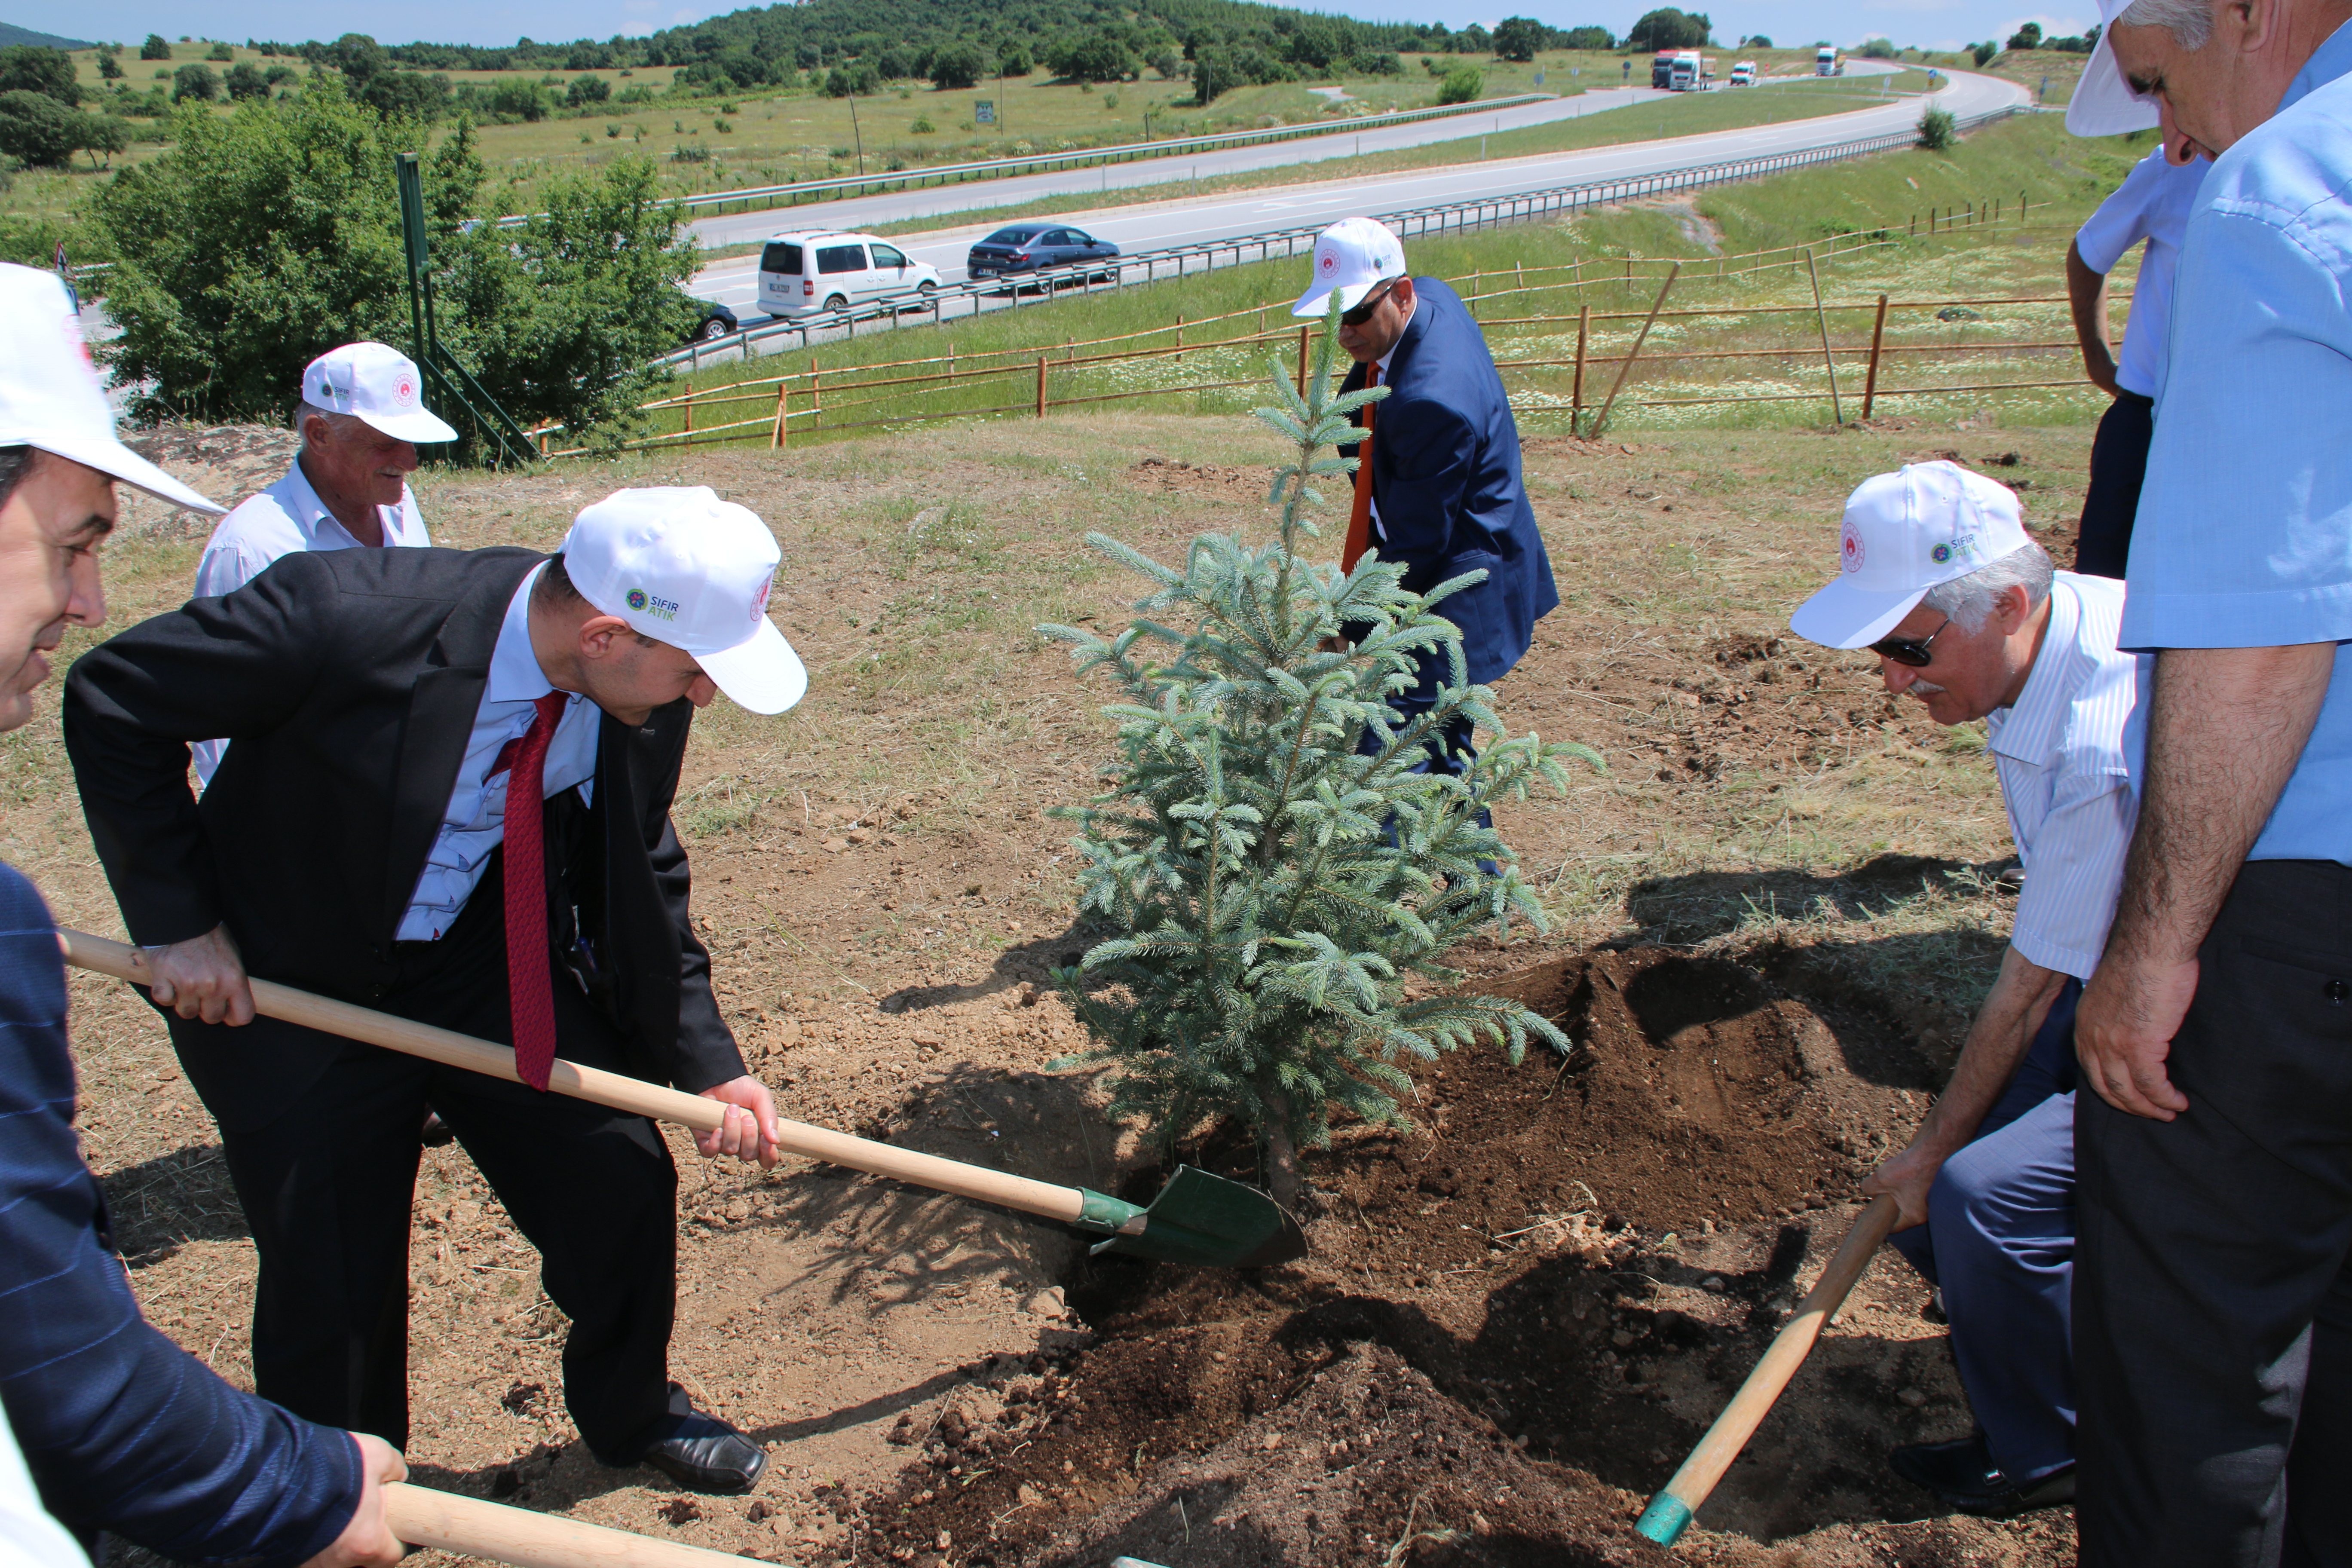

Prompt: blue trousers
[{"left": 1889, "top": 977, "right": 2080, "bottom": 1483}]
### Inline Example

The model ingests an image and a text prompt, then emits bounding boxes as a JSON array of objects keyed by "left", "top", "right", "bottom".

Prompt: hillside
[{"left": 0, "top": 21, "right": 92, "bottom": 49}]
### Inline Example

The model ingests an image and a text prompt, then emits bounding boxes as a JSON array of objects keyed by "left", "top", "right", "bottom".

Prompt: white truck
[
  {"left": 1667, "top": 51, "right": 1715, "bottom": 89},
  {"left": 1729, "top": 60, "right": 1757, "bottom": 86},
  {"left": 1816, "top": 44, "right": 1844, "bottom": 75}
]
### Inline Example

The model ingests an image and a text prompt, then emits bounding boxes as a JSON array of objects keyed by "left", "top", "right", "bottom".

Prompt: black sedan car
[
  {"left": 966, "top": 223, "right": 1121, "bottom": 281},
  {"left": 687, "top": 298, "right": 738, "bottom": 343}
]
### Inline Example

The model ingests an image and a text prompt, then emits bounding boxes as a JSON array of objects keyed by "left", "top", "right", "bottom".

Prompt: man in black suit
[
  {"left": 63, "top": 486, "right": 808, "bottom": 1495},
  {"left": 1292, "top": 217, "right": 1559, "bottom": 793}
]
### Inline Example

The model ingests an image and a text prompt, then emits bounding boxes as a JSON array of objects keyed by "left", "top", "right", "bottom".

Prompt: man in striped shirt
[{"left": 1789, "top": 460, "right": 2140, "bottom": 1518}]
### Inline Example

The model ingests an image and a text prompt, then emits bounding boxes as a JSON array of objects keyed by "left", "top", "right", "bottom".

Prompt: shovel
[
  {"left": 386, "top": 1482, "right": 759, "bottom": 1568},
  {"left": 1634, "top": 1194, "right": 1900, "bottom": 1545},
  {"left": 59, "top": 928, "right": 1305, "bottom": 1270}
]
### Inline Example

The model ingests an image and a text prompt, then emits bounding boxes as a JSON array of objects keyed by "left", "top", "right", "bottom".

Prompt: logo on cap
[
  {"left": 395, "top": 372, "right": 417, "bottom": 408},
  {"left": 625, "top": 588, "right": 648, "bottom": 611},
  {"left": 1840, "top": 522, "right": 1865, "bottom": 573},
  {"left": 750, "top": 575, "right": 772, "bottom": 624},
  {"left": 1930, "top": 542, "right": 1951, "bottom": 564},
  {"left": 1319, "top": 250, "right": 1337, "bottom": 275}
]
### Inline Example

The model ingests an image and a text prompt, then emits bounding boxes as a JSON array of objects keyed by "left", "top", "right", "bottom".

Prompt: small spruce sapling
[{"left": 1040, "top": 301, "right": 1601, "bottom": 1211}]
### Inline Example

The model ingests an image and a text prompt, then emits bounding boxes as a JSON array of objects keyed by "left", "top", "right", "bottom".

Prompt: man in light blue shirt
[{"left": 2068, "top": 0, "right": 2352, "bottom": 1562}]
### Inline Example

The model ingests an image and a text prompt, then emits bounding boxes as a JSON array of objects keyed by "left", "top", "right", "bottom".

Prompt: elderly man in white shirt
[
  {"left": 192, "top": 341, "right": 453, "bottom": 785},
  {"left": 1789, "top": 461, "right": 2139, "bottom": 1519}
]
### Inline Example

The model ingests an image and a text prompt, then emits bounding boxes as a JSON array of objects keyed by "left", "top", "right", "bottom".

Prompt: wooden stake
[
  {"left": 1296, "top": 326, "right": 1310, "bottom": 395},
  {"left": 680, "top": 389, "right": 693, "bottom": 435},
  {"left": 1571, "top": 303, "right": 1590, "bottom": 434},
  {"left": 1588, "top": 262, "right": 1679, "bottom": 440},
  {"left": 1175, "top": 312, "right": 1184, "bottom": 361},
  {"left": 810, "top": 355, "right": 821, "bottom": 429},
  {"left": 1806, "top": 249, "right": 1844, "bottom": 426},
  {"left": 1036, "top": 354, "right": 1047, "bottom": 417},
  {"left": 1860, "top": 292, "right": 1890, "bottom": 420},
  {"left": 769, "top": 381, "right": 788, "bottom": 449}
]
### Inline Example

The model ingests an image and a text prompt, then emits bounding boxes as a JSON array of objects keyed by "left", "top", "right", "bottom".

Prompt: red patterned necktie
[
  {"left": 1341, "top": 361, "right": 1381, "bottom": 572},
  {"left": 493, "top": 692, "right": 569, "bottom": 1092}
]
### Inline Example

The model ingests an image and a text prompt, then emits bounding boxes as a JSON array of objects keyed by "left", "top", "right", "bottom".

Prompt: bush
[
  {"left": 1626, "top": 7, "right": 1712, "bottom": 49},
  {"left": 0, "top": 46, "right": 79, "bottom": 104},
  {"left": 998, "top": 42, "right": 1034, "bottom": 76},
  {"left": 0, "top": 90, "right": 80, "bottom": 165},
  {"left": 1049, "top": 32, "right": 1139, "bottom": 83},
  {"left": 1040, "top": 310, "right": 1589, "bottom": 1206},
  {"left": 910, "top": 113, "right": 935, "bottom": 132},
  {"left": 1917, "top": 106, "right": 1957, "bottom": 149},
  {"left": 929, "top": 42, "right": 986, "bottom": 90},
  {"left": 1351, "top": 50, "right": 1403, "bottom": 75},
  {"left": 205, "top": 41, "right": 232, "bottom": 61},
  {"left": 140, "top": 34, "right": 172, "bottom": 60},
  {"left": 98, "top": 49, "right": 123, "bottom": 80},
  {"left": 1148, "top": 48, "right": 1184, "bottom": 80},
  {"left": 1491, "top": 17, "right": 1544, "bottom": 62},
  {"left": 485, "top": 80, "right": 548, "bottom": 121},
  {"left": 1562, "top": 25, "right": 1617, "bottom": 48},
  {"left": 565, "top": 74, "right": 610, "bottom": 107},
  {"left": 1437, "top": 65, "right": 1483, "bottom": 104},
  {"left": 2006, "top": 21, "right": 2043, "bottom": 49},
  {"left": 1972, "top": 41, "right": 1999, "bottom": 65},
  {"left": 224, "top": 61, "right": 269, "bottom": 100},
  {"left": 1861, "top": 37, "right": 1898, "bottom": 58},
  {"left": 823, "top": 62, "right": 880, "bottom": 97},
  {"left": 171, "top": 63, "right": 219, "bottom": 102},
  {"left": 671, "top": 141, "right": 710, "bottom": 161}
]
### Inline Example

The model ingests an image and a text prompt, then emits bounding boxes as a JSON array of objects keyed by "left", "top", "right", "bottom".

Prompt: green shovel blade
[{"left": 1089, "top": 1164, "right": 1307, "bottom": 1269}]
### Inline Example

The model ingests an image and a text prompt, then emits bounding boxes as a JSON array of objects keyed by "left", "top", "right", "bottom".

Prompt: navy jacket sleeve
[{"left": 0, "top": 864, "right": 361, "bottom": 1565}]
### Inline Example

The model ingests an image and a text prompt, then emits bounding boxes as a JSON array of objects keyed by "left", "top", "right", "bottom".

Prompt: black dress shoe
[
  {"left": 1890, "top": 1433, "right": 2075, "bottom": 1517},
  {"left": 641, "top": 1411, "right": 767, "bottom": 1495}
]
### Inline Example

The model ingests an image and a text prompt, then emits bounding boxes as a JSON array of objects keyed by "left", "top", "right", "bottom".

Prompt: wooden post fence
[
  {"left": 1861, "top": 293, "right": 1891, "bottom": 420},
  {"left": 1571, "top": 304, "right": 1590, "bottom": 432},
  {"left": 1588, "top": 263, "right": 1680, "bottom": 440},
  {"left": 681, "top": 390, "right": 694, "bottom": 435},
  {"left": 810, "top": 357, "right": 821, "bottom": 429},
  {"left": 1035, "top": 355, "right": 1048, "bottom": 417},
  {"left": 1296, "top": 327, "right": 1310, "bottom": 395},
  {"left": 1175, "top": 313, "right": 1184, "bottom": 361},
  {"left": 1806, "top": 249, "right": 1844, "bottom": 426},
  {"left": 769, "top": 382, "right": 789, "bottom": 449}
]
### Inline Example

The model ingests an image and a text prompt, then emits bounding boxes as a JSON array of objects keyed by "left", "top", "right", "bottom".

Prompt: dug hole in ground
[{"left": 68, "top": 414, "right": 2088, "bottom": 1568}]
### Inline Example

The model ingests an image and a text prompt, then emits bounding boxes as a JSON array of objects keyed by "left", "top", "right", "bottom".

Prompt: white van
[
  {"left": 756, "top": 230, "right": 942, "bottom": 317},
  {"left": 1729, "top": 60, "right": 1757, "bottom": 86},
  {"left": 1816, "top": 45, "right": 1844, "bottom": 75}
]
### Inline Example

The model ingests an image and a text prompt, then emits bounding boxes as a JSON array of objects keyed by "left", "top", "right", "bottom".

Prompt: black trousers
[
  {"left": 2075, "top": 860, "right": 2352, "bottom": 1567},
  {"left": 174, "top": 852, "right": 684, "bottom": 1462},
  {"left": 2074, "top": 389, "right": 2154, "bottom": 580}
]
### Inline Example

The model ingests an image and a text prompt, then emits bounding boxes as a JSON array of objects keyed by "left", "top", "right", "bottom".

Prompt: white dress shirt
[
  {"left": 396, "top": 562, "right": 601, "bottom": 942},
  {"left": 1984, "top": 572, "right": 2141, "bottom": 979},
  {"left": 2074, "top": 149, "right": 2207, "bottom": 401},
  {"left": 0, "top": 1406, "right": 86, "bottom": 1568},
  {"left": 191, "top": 458, "right": 432, "bottom": 784}
]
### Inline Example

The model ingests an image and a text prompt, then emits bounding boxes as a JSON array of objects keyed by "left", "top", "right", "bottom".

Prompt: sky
[{"left": 56, "top": 0, "right": 2095, "bottom": 58}]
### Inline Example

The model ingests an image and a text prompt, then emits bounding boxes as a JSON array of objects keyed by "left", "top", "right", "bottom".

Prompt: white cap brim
[
  {"left": 1789, "top": 576, "right": 1929, "bottom": 650},
  {"left": 2067, "top": 30, "right": 2161, "bottom": 136},
  {"left": 20, "top": 427, "right": 224, "bottom": 515},
  {"left": 696, "top": 615, "right": 808, "bottom": 715},
  {"left": 356, "top": 405, "right": 461, "bottom": 444},
  {"left": 1292, "top": 277, "right": 1382, "bottom": 318}
]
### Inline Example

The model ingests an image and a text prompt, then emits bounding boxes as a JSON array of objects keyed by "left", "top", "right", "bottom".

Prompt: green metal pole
[{"left": 395, "top": 153, "right": 428, "bottom": 373}]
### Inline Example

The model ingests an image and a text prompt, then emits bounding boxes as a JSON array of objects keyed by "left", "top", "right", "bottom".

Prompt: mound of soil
[{"left": 848, "top": 949, "right": 1901, "bottom": 1568}]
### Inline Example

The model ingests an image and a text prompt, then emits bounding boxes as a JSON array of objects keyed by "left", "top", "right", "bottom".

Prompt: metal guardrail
[
  {"left": 500, "top": 93, "right": 1556, "bottom": 229},
  {"left": 658, "top": 101, "right": 2027, "bottom": 373}
]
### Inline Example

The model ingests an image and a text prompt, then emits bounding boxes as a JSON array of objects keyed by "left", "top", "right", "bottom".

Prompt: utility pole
[{"left": 848, "top": 88, "right": 865, "bottom": 174}]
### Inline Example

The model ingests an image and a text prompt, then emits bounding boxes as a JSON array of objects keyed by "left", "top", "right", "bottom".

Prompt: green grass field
[{"left": 634, "top": 111, "right": 2151, "bottom": 450}]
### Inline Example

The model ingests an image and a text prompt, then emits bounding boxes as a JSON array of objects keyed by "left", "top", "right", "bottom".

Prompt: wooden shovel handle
[
  {"left": 1637, "top": 1194, "right": 1901, "bottom": 1544},
  {"left": 385, "top": 1482, "right": 755, "bottom": 1568},
  {"left": 58, "top": 928, "right": 1086, "bottom": 1226}
]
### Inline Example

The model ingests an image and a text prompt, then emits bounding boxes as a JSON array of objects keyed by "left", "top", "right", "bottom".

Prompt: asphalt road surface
[{"left": 688, "top": 61, "right": 2009, "bottom": 318}]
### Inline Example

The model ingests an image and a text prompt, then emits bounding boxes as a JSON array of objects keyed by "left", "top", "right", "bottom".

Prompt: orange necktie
[{"left": 1341, "top": 361, "right": 1381, "bottom": 572}]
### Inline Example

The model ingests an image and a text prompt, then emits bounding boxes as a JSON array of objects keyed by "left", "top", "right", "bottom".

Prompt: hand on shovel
[
  {"left": 304, "top": 1433, "right": 407, "bottom": 1568},
  {"left": 696, "top": 1076, "right": 782, "bottom": 1169},
  {"left": 141, "top": 923, "right": 255, "bottom": 1026}
]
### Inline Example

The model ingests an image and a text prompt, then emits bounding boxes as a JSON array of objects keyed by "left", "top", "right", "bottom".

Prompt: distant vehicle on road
[
  {"left": 1729, "top": 60, "right": 1758, "bottom": 86},
  {"left": 965, "top": 223, "right": 1122, "bottom": 282},
  {"left": 1651, "top": 50, "right": 1677, "bottom": 89},
  {"left": 1667, "top": 51, "right": 1714, "bottom": 90},
  {"left": 1816, "top": 45, "right": 1844, "bottom": 75},
  {"left": 687, "top": 298, "right": 738, "bottom": 342},
  {"left": 756, "top": 230, "right": 941, "bottom": 316}
]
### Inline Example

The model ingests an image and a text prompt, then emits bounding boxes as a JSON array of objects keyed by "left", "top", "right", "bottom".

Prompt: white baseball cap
[
  {"left": 0, "top": 263, "right": 223, "bottom": 514},
  {"left": 300, "top": 342, "right": 460, "bottom": 444},
  {"left": 559, "top": 487, "right": 808, "bottom": 715},
  {"left": 1789, "top": 462, "right": 2032, "bottom": 649},
  {"left": 2067, "top": 0, "right": 2164, "bottom": 137},
  {"left": 1292, "top": 216, "right": 1407, "bottom": 318}
]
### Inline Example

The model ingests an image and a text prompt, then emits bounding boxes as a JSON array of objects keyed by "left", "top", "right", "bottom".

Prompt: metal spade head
[{"left": 1093, "top": 1164, "right": 1308, "bottom": 1268}]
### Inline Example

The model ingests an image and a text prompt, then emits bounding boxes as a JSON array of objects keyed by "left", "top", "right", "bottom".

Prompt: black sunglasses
[
  {"left": 1341, "top": 281, "right": 1400, "bottom": 327},
  {"left": 1870, "top": 615, "right": 1951, "bottom": 668}
]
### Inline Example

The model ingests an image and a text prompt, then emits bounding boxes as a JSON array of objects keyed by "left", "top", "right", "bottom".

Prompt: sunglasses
[
  {"left": 1341, "top": 281, "right": 1400, "bottom": 327},
  {"left": 1870, "top": 616, "right": 1951, "bottom": 668}
]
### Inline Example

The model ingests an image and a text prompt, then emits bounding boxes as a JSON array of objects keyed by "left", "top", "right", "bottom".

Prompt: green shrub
[
  {"left": 140, "top": 34, "right": 171, "bottom": 60},
  {"left": 1437, "top": 65, "right": 1483, "bottom": 104},
  {"left": 910, "top": 114, "right": 935, "bottom": 132},
  {"left": 170, "top": 63, "right": 218, "bottom": 102},
  {"left": 0, "top": 90, "right": 81, "bottom": 166},
  {"left": 1917, "top": 106, "right": 1957, "bottom": 150},
  {"left": 671, "top": 141, "right": 711, "bottom": 161},
  {"left": 0, "top": 46, "right": 79, "bottom": 104},
  {"left": 205, "top": 41, "right": 232, "bottom": 62}
]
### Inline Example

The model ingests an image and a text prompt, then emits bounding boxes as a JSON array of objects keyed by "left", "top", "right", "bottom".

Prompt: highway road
[{"left": 687, "top": 62, "right": 2012, "bottom": 317}]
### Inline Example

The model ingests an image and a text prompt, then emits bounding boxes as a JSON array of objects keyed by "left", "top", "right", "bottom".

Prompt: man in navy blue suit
[
  {"left": 0, "top": 262, "right": 403, "bottom": 1568},
  {"left": 1292, "top": 218, "right": 1560, "bottom": 788}
]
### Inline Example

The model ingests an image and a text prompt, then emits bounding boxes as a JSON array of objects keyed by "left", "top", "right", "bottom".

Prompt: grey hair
[
  {"left": 291, "top": 400, "right": 364, "bottom": 449},
  {"left": 2118, "top": 0, "right": 2216, "bottom": 50},
  {"left": 1920, "top": 540, "right": 2055, "bottom": 633}
]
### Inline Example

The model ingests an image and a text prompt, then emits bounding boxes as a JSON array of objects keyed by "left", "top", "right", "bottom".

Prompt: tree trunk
[{"left": 1261, "top": 1087, "right": 1302, "bottom": 1213}]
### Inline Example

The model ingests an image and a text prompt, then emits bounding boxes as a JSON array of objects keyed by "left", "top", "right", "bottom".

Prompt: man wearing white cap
[
  {"left": 2061, "top": 0, "right": 2352, "bottom": 1560},
  {"left": 1291, "top": 217, "right": 1558, "bottom": 796},
  {"left": 188, "top": 342, "right": 454, "bottom": 786},
  {"left": 1791, "top": 461, "right": 2139, "bottom": 1519},
  {"left": 0, "top": 261, "right": 405, "bottom": 1565},
  {"left": 63, "top": 486, "right": 808, "bottom": 1495}
]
